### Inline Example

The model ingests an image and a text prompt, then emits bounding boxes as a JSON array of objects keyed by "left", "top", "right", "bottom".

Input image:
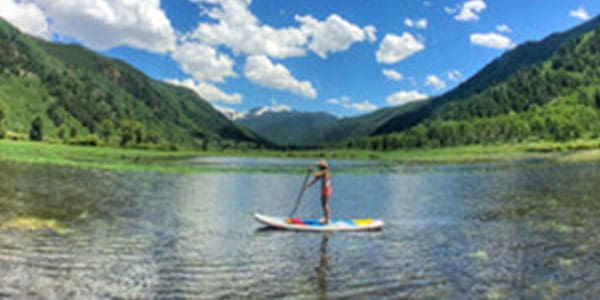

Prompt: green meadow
[{"left": 1, "top": 139, "right": 598, "bottom": 174}]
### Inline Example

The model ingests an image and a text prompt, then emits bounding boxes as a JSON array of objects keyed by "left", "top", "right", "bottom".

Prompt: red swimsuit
[{"left": 321, "top": 186, "right": 332, "bottom": 197}]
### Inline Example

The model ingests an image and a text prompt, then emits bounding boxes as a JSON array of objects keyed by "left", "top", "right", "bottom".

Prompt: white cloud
[
  {"left": 496, "top": 24, "right": 511, "bottom": 33},
  {"left": 386, "top": 90, "right": 428, "bottom": 106},
  {"left": 404, "top": 18, "right": 428, "bottom": 29},
  {"left": 348, "top": 100, "right": 378, "bottom": 112},
  {"left": 165, "top": 78, "right": 243, "bottom": 105},
  {"left": 190, "top": 0, "right": 374, "bottom": 59},
  {"left": 425, "top": 75, "right": 447, "bottom": 90},
  {"left": 0, "top": 0, "right": 50, "bottom": 39},
  {"left": 191, "top": 0, "right": 307, "bottom": 59},
  {"left": 244, "top": 55, "right": 317, "bottom": 99},
  {"left": 444, "top": 6, "right": 459, "bottom": 14},
  {"left": 570, "top": 7, "right": 590, "bottom": 21},
  {"left": 382, "top": 69, "right": 404, "bottom": 81},
  {"left": 364, "top": 25, "right": 377, "bottom": 42},
  {"left": 326, "top": 96, "right": 350, "bottom": 105},
  {"left": 327, "top": 96, "right": 376, "bottom": 112},
  {"left": 470, "top": 32, "right": 514, "bottom": 49},
  {"left": 171, "top": 42, "right": 236, "bottom": 83},
  {"left": 296, "top": 14, "right": 377, "bottom": 58},
  {"left": 447, "top": 70, "right": 464, "bottom": 81},
  {"left": 376, "top": 33, "right": 425, "bottom": 64},
  {"left": 29, "top": 0, "right": 176, "bottom": 53},
  {"left": 454, "top": 0, "right": 486, "bottom": 22}
]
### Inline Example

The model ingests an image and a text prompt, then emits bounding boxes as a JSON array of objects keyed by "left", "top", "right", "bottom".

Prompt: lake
[{"left": 0, "top": 158, "right": 598, "bottom": 299}]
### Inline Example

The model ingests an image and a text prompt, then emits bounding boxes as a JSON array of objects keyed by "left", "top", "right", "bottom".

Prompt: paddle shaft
[{"left": 289, "top": 170, "right": 312, "bottom": 218}]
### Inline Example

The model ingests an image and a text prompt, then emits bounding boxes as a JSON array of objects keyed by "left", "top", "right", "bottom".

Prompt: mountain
[
  {"left": 235, "top": 107, "right": 338, "bottom": 147},
  {"left": 0, "top": 17, "right": 270, "bottom": 149},
  {"left": 372, "top": 14, "right": 600, "bottom": 136},
  {"left": 344, "top": 18, "right": 600, "bottom": 150}
]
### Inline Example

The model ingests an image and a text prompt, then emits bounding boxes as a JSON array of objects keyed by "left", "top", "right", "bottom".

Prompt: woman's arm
[{"left": 306, "top": 171, "right": 323, "bottom": 188}]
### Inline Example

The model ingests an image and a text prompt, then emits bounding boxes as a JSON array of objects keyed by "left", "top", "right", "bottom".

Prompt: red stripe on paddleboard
[{"left": 288, "top": 218, "right": 304, "bottom": 225}]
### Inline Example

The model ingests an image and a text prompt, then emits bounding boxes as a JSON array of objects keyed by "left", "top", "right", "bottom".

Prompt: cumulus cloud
[
  {"left": 0, "top": 0, "right": 50, "bottom": 39},
  {"left": 348, "top": 101, "right": 378, "bottom": 112},
  {"left": 382, "top": 69, "right": 404, "bottom": 81},
  {"left": 326, "top": 96, "right": 350, "bottom": 105},
  {"left": 447, "top": 70, "right": 464, "bottom": 81},
  {"left": 386, "top": 90, "right": 428, "bottom": 106},
  {"left": 425, "top": 75, "right": 447, "bottom": 90},
  {"left": 25, "top": 0, "right": 176, "bottom": 53},
  {"left": 327, "top": 96, "right": 377, "bottom": 112},
  {"left": 244, "top": 55, "right": 317, "bottom": 99},
  {"left": 496, "top": 24, "right": 511, "bottom": 33},
  {"left": 570, "top": 7, "right": 590, "bottom": 21},
  {"left": 444, "top": 6, "right": 459, "bottom": 14},
  {"left": 364, "top": 25, "right": 377, "bottom": 42},
  {"left": 404, "top": 18, "right": 428, "bottom": 29},
  {"left": 165, "top": 78, "right": 242, "bottom": 105},
  {"left": 171, "top": 42, "right": 236, "bottom": 83},
  {"left": 470, "top": 32, "right": 514, "bottom": 49},
  {"left": 191, "top": 0, "right": 307, "bottom": 58},
  {"left": 190, "top": 0, "right": 375, "bottom": 59},
  {"left": 454, "top": 0, "right": 487, "bottom": 22},
  {"left": 376, "top": 33, "right": 425, "bottom": 64},
  {"left": 296, "top": 14, "right": 377, "bottom": 58}
]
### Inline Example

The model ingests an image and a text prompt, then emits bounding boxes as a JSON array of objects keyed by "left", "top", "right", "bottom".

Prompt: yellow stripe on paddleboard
[{"left": 352, "top": 219, "right": 373, "bottom": 226}]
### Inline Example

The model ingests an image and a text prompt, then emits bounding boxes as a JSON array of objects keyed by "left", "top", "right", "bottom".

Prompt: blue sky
[{"left": 1, "top": 0, "right": 599, "bottom": 117}]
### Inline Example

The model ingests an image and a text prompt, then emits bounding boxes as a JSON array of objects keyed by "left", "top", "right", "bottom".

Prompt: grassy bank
[{"left": 0, "top": 140, "right": 598, "bottom": 174}]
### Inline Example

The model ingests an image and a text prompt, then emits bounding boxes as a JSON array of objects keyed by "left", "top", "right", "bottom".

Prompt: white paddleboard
[{"left": 254, "top": 213, "right": 384, "bottom": 232}]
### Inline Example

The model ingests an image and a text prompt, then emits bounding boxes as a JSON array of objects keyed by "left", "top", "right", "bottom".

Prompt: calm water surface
[{"left": 0, "top": 158, "right": 599, "bottom": 299}]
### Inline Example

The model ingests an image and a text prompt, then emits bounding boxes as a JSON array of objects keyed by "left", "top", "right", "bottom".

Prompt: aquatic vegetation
[
  {"left": 485, "top": 287, "right": 505, "bottom": 300},
  {"left": 0, "top": 216, "right": 67, "bottom": 233},
  {"left": 470, "top": 250, "right": 489, "bottom": 261}
]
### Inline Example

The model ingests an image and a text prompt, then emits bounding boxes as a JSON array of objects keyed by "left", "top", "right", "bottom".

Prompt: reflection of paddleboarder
[
  {"left": 305, "top": 160, "right": 332, "bottom": 224},
  {"left": 315, "top": 234, "right": 330, "bottom": 299}
]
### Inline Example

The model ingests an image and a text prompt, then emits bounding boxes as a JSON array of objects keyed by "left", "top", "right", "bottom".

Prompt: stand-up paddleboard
[{"left": 254, "top": 213, "right": 384, "bottom": 232}]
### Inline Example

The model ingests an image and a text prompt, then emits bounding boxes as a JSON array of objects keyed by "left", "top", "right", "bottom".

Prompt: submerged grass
[
  {"left": 0, "top": 139, "right": 598, "bottom": 174},
  {"left": 0, "top": 216, "right": 67, "bottom": 233}
]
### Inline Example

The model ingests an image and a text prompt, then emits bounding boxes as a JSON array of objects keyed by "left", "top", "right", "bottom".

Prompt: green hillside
[
  {"left": 236, "top": 110, "right": 338, "bottom": 147},
  {"left": 319, "top": 101, "right": 429, "bottom": 143},
  {"left": 373, "top": 14, "right": 600, "bottom": 136},
  {"left": 344, "top": 24, "right": 600, "bottom": 150},
  {"left": 0, "top": 17, "right": 270, "bottom": 149}
]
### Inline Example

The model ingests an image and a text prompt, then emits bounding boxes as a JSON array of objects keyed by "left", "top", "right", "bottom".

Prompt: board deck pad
[{"left": 254, "top": 213, "right": 384, "bottom": 231}]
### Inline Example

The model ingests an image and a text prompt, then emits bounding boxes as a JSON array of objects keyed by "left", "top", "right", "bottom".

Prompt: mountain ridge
[{"left": 0, "top": 17, "right": 271, "bottom": 149}]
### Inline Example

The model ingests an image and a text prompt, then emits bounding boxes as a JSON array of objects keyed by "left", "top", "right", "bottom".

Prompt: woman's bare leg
[{"left": 321, "top": 195, "right": 330, "bottom": 224}]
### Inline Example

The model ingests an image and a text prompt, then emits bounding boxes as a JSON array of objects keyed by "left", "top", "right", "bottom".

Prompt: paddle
[{"left": 288, "top": 168, "right": 312, "bottom": 218}]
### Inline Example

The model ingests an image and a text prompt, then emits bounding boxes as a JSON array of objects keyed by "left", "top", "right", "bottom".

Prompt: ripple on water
[{"left": 0, "top": 160, "right": 599, "bottom": 298}]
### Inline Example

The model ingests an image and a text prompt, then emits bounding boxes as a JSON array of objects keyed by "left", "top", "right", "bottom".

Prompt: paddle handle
[{"left": 288, "top": 169, "right": 312, "bottom": 218}]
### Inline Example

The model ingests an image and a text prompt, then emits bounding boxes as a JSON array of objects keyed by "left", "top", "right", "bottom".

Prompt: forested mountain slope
[{"left": 0, "top": 18, "right": 270, "bottom": 149}]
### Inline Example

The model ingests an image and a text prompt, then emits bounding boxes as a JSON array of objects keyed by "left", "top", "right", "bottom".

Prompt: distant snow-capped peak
[{"left": 216, "top": 104, "right": 292, "bottom": 120}]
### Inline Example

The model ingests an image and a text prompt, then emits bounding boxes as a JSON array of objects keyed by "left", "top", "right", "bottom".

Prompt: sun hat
[{"left": 318, "top": 160, "right": 328, "bottom": 169}]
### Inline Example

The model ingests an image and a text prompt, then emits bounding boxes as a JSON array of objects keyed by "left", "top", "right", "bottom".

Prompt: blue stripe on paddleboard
[{"left": 301, "top": 219, "right": 323, "bottom": 226}]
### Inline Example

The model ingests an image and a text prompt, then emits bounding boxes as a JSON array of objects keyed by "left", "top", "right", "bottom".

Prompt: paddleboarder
[{"left": 305, "top": 160, "right": 332, "bottom": 224}]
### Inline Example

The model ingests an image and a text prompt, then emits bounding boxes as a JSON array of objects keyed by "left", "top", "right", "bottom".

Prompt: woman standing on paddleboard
[{"left": 305, "top": 160, "right": 332, "bottom": 224}]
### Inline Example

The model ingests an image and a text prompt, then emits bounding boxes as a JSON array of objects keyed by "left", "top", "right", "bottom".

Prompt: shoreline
[{"left": 0, "top": 140, "right": 598, "bottom": 174}]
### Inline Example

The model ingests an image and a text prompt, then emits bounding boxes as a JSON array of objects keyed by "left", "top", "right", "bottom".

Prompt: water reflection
[
  {"left": 0, "top": 160, "right": 598, "bottom": 299},
  {"left": 315, "top": 234, "right": 330, "bottom": 300}
]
